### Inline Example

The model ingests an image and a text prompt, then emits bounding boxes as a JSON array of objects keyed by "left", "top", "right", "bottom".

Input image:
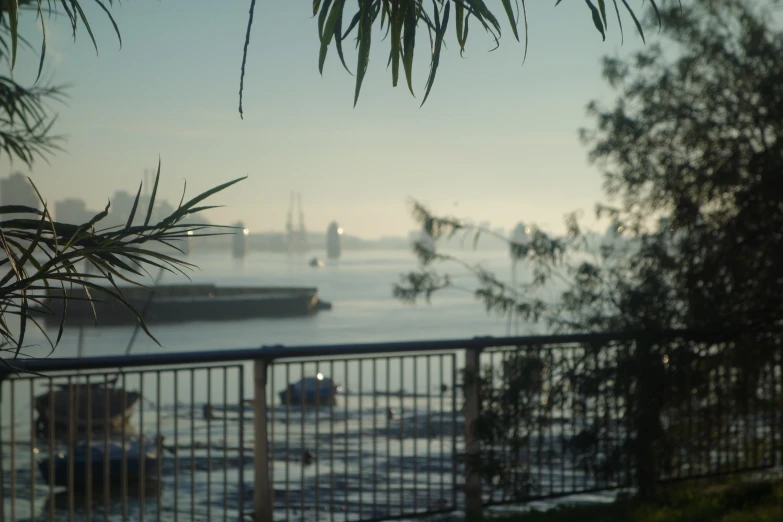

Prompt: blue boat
[
  {"left": 279, "top": 375, "right": 340, "bottom": 407},
  {"left": 39, "top": 438, "right": 160, "bottom": 488}
]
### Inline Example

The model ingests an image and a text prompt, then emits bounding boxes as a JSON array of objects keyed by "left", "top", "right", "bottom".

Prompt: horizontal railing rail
[
  {"left": 0, "top": 328, "right": 763, "bottom": 374},
  {"left": 1, "top": 329, "right": 781, "bottom": 522}
]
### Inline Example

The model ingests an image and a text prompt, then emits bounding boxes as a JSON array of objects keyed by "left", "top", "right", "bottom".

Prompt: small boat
[
  {"left": 308, "top": 257, "right": 324, "bottom": 268},
  {"left": 34, "top": 383, "right": 140, "bottom": 439},
  {"left": 39, "top": 438, "right": 159, "bottom": 488},
  {"left": 279, "top": 375, "right": 341, "bottom": 407}
]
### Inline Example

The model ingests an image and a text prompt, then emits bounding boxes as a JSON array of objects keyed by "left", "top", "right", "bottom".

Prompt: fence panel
[
  {"left": 265, "top": 353, "right": 460, "bottom": 522},
  {"left": 0, "top": 364, "right": 246, "bottom": 522}
]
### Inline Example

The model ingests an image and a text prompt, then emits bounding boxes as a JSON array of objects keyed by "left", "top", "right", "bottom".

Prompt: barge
[{"left": 33, "top": 284, "right": 331, "bottom": 326}]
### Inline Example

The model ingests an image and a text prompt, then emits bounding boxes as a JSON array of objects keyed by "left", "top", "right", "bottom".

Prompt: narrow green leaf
[
  {"left": 520, "top": 0, "right": 529, "bottom": 63},
  {"left": 353, "top": 0, "right": 372, "bottom": 106},
  {"left": 333, "top": 0, "right": 352, "bottom": 74},
  {"left": 585, "top": 0, "right": 606, "bottom": 41},
  {"left": 501, "top": 0, "right": 520, "bottom": 41},
  {"left": 8, "top": 0, "right": 19, "bottom": 68},
  {"left": 649, "top": 0, "right": 662, "bottom": 32},
  {"left": 620, "top": 0, "right": 645, "bottom": 43},
  {"left": 144, "top": 158, "right": 161, "bottom": 227},
  {"left": 402, "top": 0, "right": 417, "bottom": 96},
  {"left": 597, "top": 0, "right": 608, "bottom": 30},
  {"left": 611, "top": 0, "right": 625, "bottom": 44},
  {"left": 318, "top": 0, "right": 334, "bottom": 40},
  {"left": 455, "top": 1, "right": 466, "bottom": 54},
  {"left": 35, "top": 0, "right": 47, "bottom": 81},
  {"left": 421, "top": 1, "right": 449, "bottom": 106},
  {"left": 319, "top": 0, "right": 343, "bottom": 74},
  {"left": 390, "top": 0, "right": 407, "bottom": 86},
  {"left": 72, "top": 1, "right": 100, "bottom": 55},
  {"left": 125, "top": 182, "right": 143, "bottom": 230},
  {"left": 93, "top": 0, "right": 123, "bottom": 48}
]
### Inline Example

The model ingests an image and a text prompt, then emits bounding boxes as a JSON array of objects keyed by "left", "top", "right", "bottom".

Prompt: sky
[{"left": 2, "top": 0, "right": 650, "bottom": 239}]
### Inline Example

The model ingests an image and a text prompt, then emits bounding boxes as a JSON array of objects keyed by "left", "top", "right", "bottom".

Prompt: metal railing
[{"left": 1, "top": 330, "right": 781, "bottom": 522}]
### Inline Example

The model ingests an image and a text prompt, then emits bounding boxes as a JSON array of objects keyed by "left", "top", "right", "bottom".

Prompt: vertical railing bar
[
  {"left": 223, "top": 367, "right": 228, "bottom": 522},
  {"left": 593, "top": 345, "right": 600, "bottom": 487},
  {"left": 343, "top": 360, "right": 349, "bottom": 522},
  {"left": 207, "top": 369, "right": 212, "bottom": 522},
  {"left": 300, "top": 361, "right": 306, "bottom": 522},
  {"left": 103, "top": 374, "right": 110, "bottom": 522},
  {"left": 438, "top": 354, "right": 445, "bottom": 508},
  {"left": 426, "top": 355, "right": 432, "bottom": 511},
  {"left": 772, "top": 351, "right": 778, "bottom": 467},
  {"left": 316, "top": 361, "right": 321, "bottom": 519},
  {"left": 138, "top": 373, "right": 145, "bottom": 522},
  {"left": 285, "top": 363, "right": 290, "bottom": 522},
  {"left": 155, "top": 370, "right": 163, "bottom": 522},
  {"left": 571, "top": 347, "right": 578, "bottom": 494},
  {"left": 450, "top": 354, "right": 457, "bottom": 511},
  {"left": 358, "top": 359, "right": 364, "bottom": 519},
  {"left": 413, "top": 356, "right": 418, "bottom": 514},
  {"left": 269, "top": 365, "right": 275, "bottom": 521},
  {"left": 561, "top": 349, "right": 568, "bottom": 494},
  {"left": 50, "top": 377, "right": 56, "bottom": 522},
  {"left": 386, "top": 357, "right": 391, "bottom": 517},
  {"left": 122, "top": 372, "right": 128, "bottom": 522},
  {"left": 548, "top": 348, "right": 555, "bottom": 495},
  {"left": 30, "top": 379, "right": 36, "bottom": 522},
  {"left": 329, "top": 359, "right": 335, "bottom": 522},
  {"left": 506, "top": 348, "right": 512, "bottom": 502},
  {"left": 190, "top": 369, "right": 196, "bottom": 522},
  {"left": 709, "top": 362, "right": 717, "bottom": 474},
  {"left": 86, "top": 374, "right": 93, "bottom": 522},
  {"left": 156, "top": 371, "right": 162, "bottom": 522},
  {"left": 174, "top": 371, "right": 179, "bottom": 522},
  {"left": 750, "top": 358, "right": 758, "bottom": 471},
  {"left": 0, "top": 379, "right": 4, "bottom": 522},
  {"left": 253, "top": 360, "right": 272, "bottom": 522},
  {"left": 399, "top": 357, "right": 404, "bottom": 517},
  {"left": 239, "top": 365, "right": 246, "bottom": 521},
  {"left": 372, "top": 358, "right": 378, "bottom": 518},
  {"left": 686, "top": 345, "right": 694, "bottom": 478},
  {"left": 612, "top": 345, "right": 622, "bottom": 488},
  {"left": 11, "top": 380, "right": 17, "bottom": 522},
  {"left": 67, "top": 377, "right": 75, "bottom": 522}
]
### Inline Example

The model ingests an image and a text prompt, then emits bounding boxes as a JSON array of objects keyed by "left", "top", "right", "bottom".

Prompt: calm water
[
  {"left": 2, "top": 249, "right": 597, "bottom": 522},
  {"left": 23, "top": 248, "right": 540, "bottom": 358}
]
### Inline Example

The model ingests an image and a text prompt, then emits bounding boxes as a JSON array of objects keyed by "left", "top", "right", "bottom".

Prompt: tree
[{"left": 396, "top": 0, "right": 783, "bottom": 500}]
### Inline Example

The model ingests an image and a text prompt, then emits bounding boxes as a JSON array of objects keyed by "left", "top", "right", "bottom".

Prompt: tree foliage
[{"left": 398, "top": 0, "right": 783, "bottom": 499}]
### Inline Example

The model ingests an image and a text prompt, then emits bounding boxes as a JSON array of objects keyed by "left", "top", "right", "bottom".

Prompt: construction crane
[
  {"left": 297, "top": 192, "right": 308, "bottom": 251},
  {"left": 285, "top": 192, "right": 308, "bottom": 254}
]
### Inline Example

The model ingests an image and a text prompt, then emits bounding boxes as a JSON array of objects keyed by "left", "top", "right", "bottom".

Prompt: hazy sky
[{"left": 2, "top": 1, "right": 650, "bottom": 238}]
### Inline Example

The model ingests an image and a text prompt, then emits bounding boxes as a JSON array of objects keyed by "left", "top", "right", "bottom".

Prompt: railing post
[
  {"left": 463, "top": 348, "right": 482, "bottom": 520},
  {"left": 253, "top": 360, "right": 272, "bottom": 522}
]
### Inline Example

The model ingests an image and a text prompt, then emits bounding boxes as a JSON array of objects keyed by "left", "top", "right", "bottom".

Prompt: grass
[{"left": 489, "top": 478, "right": 783, "bottom": 522}]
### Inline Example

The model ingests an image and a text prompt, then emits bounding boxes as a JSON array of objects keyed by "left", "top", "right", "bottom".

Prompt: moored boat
[
  {"left": 34, "top": 383, "right": 140, "bottom": 439},
  {"left": 279, "top": 375, "right": 341, "bottom": 407},
  {"left": 39, "top": 438, "right": 159, "bottom": 488}
]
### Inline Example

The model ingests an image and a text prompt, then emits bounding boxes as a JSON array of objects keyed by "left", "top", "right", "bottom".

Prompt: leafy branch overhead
[
  {"left": 244, "top": 0, "right": 667, "bottom": 113},
  {"left": 2, "top": 1, "right": 665, "bottom": 117},
  {"left": 0, "top": 161, "right": 245, "bottom": 367}
]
